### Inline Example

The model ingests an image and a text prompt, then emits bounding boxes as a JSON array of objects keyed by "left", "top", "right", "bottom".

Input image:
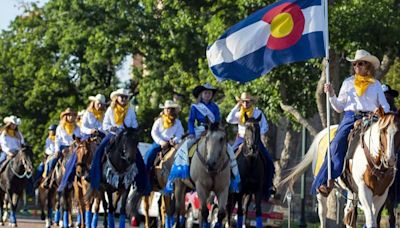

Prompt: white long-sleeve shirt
[
  {"left": 103, "top": 106, "right": 138, "bottom": 133},
  {"left": 151, "top": 117, "right": 184, "bottom": 145},
  {"left": 80, "top": 111, "right": 105, "bottom": 135},
  {"left": 45, "top": 137, "right": 56, "bottom": 156},
  {"left": 0, "top": 131, "right": 24, "bottom": 155},
  {"left": 55, "top": 124, "right": 81, "bottom": 152},
  {"left": 329, "top": 76, "right": 390, "bottom": 113},
  {"left": 226, "top": 104, "right": 269, "bottom": 138}
]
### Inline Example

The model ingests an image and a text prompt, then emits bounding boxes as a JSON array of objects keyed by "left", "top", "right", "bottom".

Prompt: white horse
[{"left": 280, "top": 109, "right": 399, "bottom": 228}]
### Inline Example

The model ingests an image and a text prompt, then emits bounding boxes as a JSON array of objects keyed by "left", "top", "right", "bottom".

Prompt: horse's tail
[{"left": 278, "top": 126, "right": 330, "bottom": 192}]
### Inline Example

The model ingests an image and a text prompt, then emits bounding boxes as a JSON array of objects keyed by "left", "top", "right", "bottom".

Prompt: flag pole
[{"left": 323, "top": 0, "right": 332, "bottom": 184}]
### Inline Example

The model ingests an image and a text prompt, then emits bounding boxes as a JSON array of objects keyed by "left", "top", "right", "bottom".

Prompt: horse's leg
[
  {"left": 38, "top": 187, "right": 46, "bottom": 221},
  {"left": 343, "top": 191, "right": 357, "bottom": 228},
  {"left": 143, "top": 195, "right": 151, "bottom": 228},
  {"left": 107, "top": 191, "right": 115, "bottom": 228},
  {"left": 9, "top": 192, "right": 19, "bottom": 227},
  {"left": 82, "top": 181, "right": 92, "bottom": 228},
  {"left": 358, "top": 185, "right": 376, "bottom": 227},
  {"left": 54, "top": 192, "right": 62, "bottom": 226},
  {"left": 372, "top": 192, "right": 390, "bottom": 228},
  {"left": 316, "top": 193, "right": 327, "bottom": 228},
  {"left": 91, "top": 194, "right": 101, "bottom": 228},
  {"left": 118, "top": 189, "right": 128, "bottom": 228},
  {"left": 173, "top": 183, "right": 186, "bottom": 228},
  {"left": 387, "top": 195, "right": 396, "bottom": 228},
  {"left": 196, "top": 185, "right": 210, "bottom": 228},
  {"left": 214, "top": 189, "right": 229, "bottom": 228},
  {"left": 253, "top": 192, "right": 263, "bottom": 228},
  {"left": 102, "top": 193, "right": 109, "bottom": 228},
  {"left": 0, "top": 192, "right": 4, "bottom": 226},
  {"left": 236, "top": 193, "right": 244, "bottom": 228}
]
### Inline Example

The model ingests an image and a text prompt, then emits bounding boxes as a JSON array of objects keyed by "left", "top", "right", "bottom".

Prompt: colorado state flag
[{"left": 207, "top": 0, "right": 326, "bottom": 82}]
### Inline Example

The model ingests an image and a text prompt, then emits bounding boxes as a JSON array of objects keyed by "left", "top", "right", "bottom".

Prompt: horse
[
  {"left": 73, "top": 136, "right": 106, "bottom": 228},
  {"left": 172, "top": 122, "right": 230, "bottom": 228},
  {"left": 227, "top": 114, "right": 270, "bottom": 228},
  {"left": 279, "top": 109, "right": 400, "bottom": 228},
  {"left": 139, "top": 144, "right": 177, "bottom": 228},
  {"left": 91, "top": 127, "right": 141, "bottom": 228},
  {"left": 0, "top": 145, "right": 33, "bottom": 227}
]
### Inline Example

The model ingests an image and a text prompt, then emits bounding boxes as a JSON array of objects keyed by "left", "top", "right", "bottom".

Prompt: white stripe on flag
[{"left": 207, "top": 5, "right": 324, "bottom": 67}]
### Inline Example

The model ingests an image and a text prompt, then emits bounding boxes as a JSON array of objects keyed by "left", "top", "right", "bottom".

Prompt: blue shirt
[{"left": 188, "top": 101, "right": 221, "bottom": 135}]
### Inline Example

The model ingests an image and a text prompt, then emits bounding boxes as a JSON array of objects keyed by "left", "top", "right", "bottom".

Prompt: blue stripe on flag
[
  {"left": 210, "top": 31, "right": 325, "bottom": 82},
  {"left": 218, "top": 0, "right": 322, "bottom": 40}
]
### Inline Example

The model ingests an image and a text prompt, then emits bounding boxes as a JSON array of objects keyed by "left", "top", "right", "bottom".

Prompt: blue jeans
[
  {"left": 311, "top": 111, "right": 362, "bottom": 194},
  {"left": 232, "top": 137, "right": 244, "bottom": 151},
  {"left": 143, "top": 142, "right": 162, "bottom": 171},
  {"left": 46, "top": 145, "right": 69, "bottom": 176}
]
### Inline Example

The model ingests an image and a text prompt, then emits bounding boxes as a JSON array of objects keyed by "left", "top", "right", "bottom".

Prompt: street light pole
[{"left": 299, "top": 126, "right": 307, "bottom": 228}]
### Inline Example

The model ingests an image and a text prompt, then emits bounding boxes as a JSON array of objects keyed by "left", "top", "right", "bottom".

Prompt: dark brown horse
[{"left": 0, "top": 145, "right": 33, "bottom": 227}]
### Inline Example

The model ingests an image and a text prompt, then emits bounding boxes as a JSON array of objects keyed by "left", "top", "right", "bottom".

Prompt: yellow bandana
[
  {"left": 91, "top": 108, "right": 104, "bottom": 122},
  {"left": 113, "top": 104, "right": 129, "bottom": 126},
  {"left": 6, "top": 129, "right": 16, "bottom": 137},
  {"left": 354, "top": 74, "right": 375, "bottom": 97},
  {"left": 162, "top": 114, "right": 175, "bottom": 129},
  {"left": 49, "top": 135, "right": 56, "bottom": 142},
  {"left": 63, "top": 122, "right": 75, "bottom": 135},
  {"left": 239, "top": 106, "right": 254, "bottom": 124}
]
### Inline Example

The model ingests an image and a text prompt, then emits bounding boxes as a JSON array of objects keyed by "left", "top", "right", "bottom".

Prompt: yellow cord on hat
[
  {"left": 162, "top": 114, "right": 175, "bottom": 129},
  {"left": 354, "top": 74, "right": 375, "bottom": 97},
  {"left": 113, "top": 103, "right": 129, "bottom": 126},
  {"left": 239, "top": 106, "right": 254, "bottom": 124}
]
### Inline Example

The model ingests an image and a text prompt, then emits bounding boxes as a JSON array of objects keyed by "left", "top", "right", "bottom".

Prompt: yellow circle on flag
[{"left": 270, "top": 13, "right": 294, "bottom": 38}]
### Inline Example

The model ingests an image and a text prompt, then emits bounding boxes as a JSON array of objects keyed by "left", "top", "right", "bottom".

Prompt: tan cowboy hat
[
  {"left": 3, "top": 115, "right": 21, "bottom": 126},
  {"left": 192, "top": 83, "right": 218, "bottom": 98},
  {"left": 60, "top": 108, "right": 77, "bottom": 119},
  {"left": 346, "top": 49, "right": 380, "bottom": 70},
  {"left": 89, "top": 94, "right": 106, "bottom": 104},
  {"left": 110, "top": 88, "right": 133, "bottom": 100},
  {"left": 235, "top": 92, "right": 257, "bottom": 102},
  {"left": 159, "top": 100, "right": 181, "bottom": 109}
]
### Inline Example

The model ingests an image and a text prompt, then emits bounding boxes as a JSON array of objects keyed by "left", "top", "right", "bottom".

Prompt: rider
[
  {"left": 226, "top": 92, "right": 275, "bottom": 198},
  {"left": 0, "top": 115, "right": 24, "bottom": 172},
  {"left": 80, "top": 94, "right": 107, "bottom": 138},
  {"left": 312, "top": 49, "right": 390, "bottom": 196},
  {"left": 90, "top": 88, "right": 149, "bottom": 193},
  {"left": 381, "top": 84, "right": 398, "bottom": 112},
  {"left": 166, "top": 83, "right": 240, "bottom": 193},
  {"left": 33, "top": 124, "right": 57, "bottom": 187},
  {"left": 143, "top": 100, "right": 184, "bottom": 172},
  {"left": 43, "top": 108, "right": 81, "bottom": 187}
]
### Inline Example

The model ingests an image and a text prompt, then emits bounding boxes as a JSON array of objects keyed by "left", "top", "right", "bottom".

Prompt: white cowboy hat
[
  {"left": 89, "top": 94, "right": 106, "bottom": 104},
  {"left": 159, "top": 100, "right": 181, "bottom": 109},
  {"left": 235, "top": 92, "right": 258, "bottom": 102},
  {"left": 346, "top": 49, "right": 380, "bottom": 70},
  {"left": 3, "top": 115, "right": 21, "bottom": 126},
  {"left": 110, "top": 88, "right": 132, "bottom": 100}
]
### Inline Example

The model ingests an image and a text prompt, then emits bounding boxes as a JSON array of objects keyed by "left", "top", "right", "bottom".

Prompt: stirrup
[{"left": 317, "top": 185, "right": 332, "bottom": 197}]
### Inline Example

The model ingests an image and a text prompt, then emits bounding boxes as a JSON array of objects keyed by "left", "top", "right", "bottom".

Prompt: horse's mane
[{"left": 378, "top": 113, "right": 397, "bottom": 130}]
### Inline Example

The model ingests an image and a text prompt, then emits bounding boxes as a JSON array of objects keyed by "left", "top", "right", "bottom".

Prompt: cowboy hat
[
  {"left": 346, "top": 49, "right": 380, "bottom": 70},
  {"left": 235, "top": 92, "right": 257, "bottom": 102},
  {"left": 89, "top": 94, "right": 106, "bottom": 104},
  {"left": 3, "top": 115, "right": 21, "bottom": 126},
  {"left": 159, "top": 100, "right": 181, "bottom": 109},
  {"left": 48, "top": 124, "right": 57, "bottom": 131},
  {"left": 60, "top": 108, "right": 77, "bottom": 119},
  {"left": 192, "top": 83, "right": 218, "bottom": 98},
  {"left": 382, "top": 84, "right": 399, "bottom": 98},
  {"left": 110, "top": 88, "right": 132, "bottom": 100}
]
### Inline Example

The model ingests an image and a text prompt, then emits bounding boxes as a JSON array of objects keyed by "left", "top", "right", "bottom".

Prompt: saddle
[{"left": 153, "top": 145, "right": 176, "bottom": 169}]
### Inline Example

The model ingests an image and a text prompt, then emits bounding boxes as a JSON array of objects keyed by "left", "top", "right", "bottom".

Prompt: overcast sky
[{"left": 0, "top": 0, "right": 131, "bottom": 83}]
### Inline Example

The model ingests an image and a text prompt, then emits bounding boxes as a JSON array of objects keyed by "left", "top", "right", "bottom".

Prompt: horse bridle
[
  {"left": 9, "top": 152, "right": 33, "bottom": 179},
  {"left": 195, "top": 132, "right": 230, "bottom": 174}
]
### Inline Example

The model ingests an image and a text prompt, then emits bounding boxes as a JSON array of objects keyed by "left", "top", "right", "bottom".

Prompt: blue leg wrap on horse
[
  {"left": 230, "top": 174, "right": 240, "bottom": 193},
  {"left": 48, "top": 208, "right": 53, "bottom": 220},
  {"left": 202, "top": 222, "right": 210, "bottom": 228},
  {"left": 256, "top": 216, "right": 262, "bottom": 228},
  {"left": 179, "top": 216, "right": 185, "bottom": 226},
  {"left": 165, "top": 216, "right": 174, "bottom": 228},
  {"left": 85, "top": 211, "right": 92, "bottom": 228},
  {"left": 9, "top": 211, "right": 16, "bottom": 224},
  {"left": 91, "top": 213, "right": 98, "bottom": 228},
  {"left": 118, "top": 214, "right": 125, "bottom": 228},
  {"left": 76, "top": 212, "right": 81, "bottom": 226},
  {"left": 54, "top": 210, "right": 60, "bottom": 223},
  {"left": 90, "top": 134, "right": 112, "bottom": 190},
  {"left": 213, "top": 222, "right": 222, "bottom": 228},
  {"left": 63, "top": 211, "right": 69, "bottom": 228},
  {"left": 390, "top": 225, "right": 395, "bottom": 228},
  {"left": 237, "top": 216, "right": 243, "bottom": 228},
  {"left": 108, "top": 213, "right": 115, "bottom": 228}
]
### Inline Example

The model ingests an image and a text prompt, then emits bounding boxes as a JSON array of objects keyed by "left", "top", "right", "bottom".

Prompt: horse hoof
[{"left": 0, "top": 222, "right": 3, "bottom": 226}]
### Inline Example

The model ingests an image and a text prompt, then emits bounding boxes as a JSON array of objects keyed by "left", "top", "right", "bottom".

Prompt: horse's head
[
  {"left": 243, "top": 113, "right": 262, "bottom": 158},
  {"left": 368, "top": 110, "right": 400, "bottom": 167},
  {"left": 13, "top": 145, "right": 34, "bottom": 176},
  {"left": 117, "top": 127, "right": 140, "bottom": 164},
  {"left": 75, "top": 138, "right": 95, "bottom": 178},
  {"left": 201, "top": 122, "right": 227, "bottom": 172}
]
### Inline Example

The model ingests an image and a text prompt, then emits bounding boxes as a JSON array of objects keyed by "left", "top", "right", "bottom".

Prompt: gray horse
[{"left": 173, "top": 122, "right": 230, "bottom": 228}]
